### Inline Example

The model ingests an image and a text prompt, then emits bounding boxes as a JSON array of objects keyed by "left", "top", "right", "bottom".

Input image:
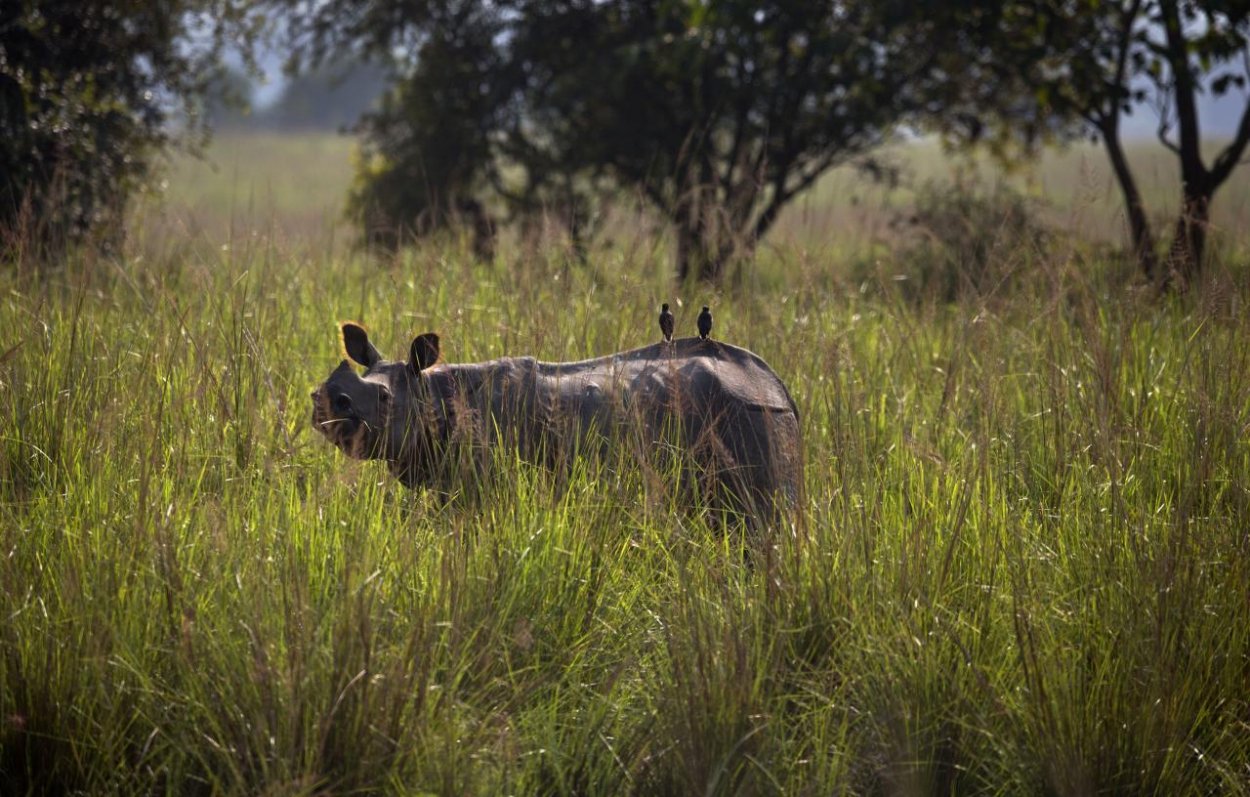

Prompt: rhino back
[{"left": 531, "top": 338, "right": 798, "bottom": 417}]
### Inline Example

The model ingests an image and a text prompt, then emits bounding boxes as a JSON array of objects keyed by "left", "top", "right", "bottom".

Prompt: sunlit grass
[
  {"left": 144, "top": 131, "right": 1250, "bottom": 266},
  {"left": 2, "top": 133, "right": 1249, "bottom": 794}
]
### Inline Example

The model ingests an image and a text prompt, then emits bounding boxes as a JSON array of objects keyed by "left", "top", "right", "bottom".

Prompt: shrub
[
  {"left": 880, "top": 180, "right": 1050, "bottom": 302},
  {"left": 0, "top": 1, "right": 257, "bottom": 263}
]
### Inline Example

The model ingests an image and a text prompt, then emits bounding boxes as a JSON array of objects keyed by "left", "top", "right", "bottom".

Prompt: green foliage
[
  {"left": 0, "top": 0, "right": 262, "bottom": 261},
  {"left": 344, "top": 14, "right": 504, "bottom": 254},
  {"left": 201, "top": 67, "right": 259, "bottom": 131},
  {"left": 884, "top": 180, "right": 1050, "bottom": 302}
]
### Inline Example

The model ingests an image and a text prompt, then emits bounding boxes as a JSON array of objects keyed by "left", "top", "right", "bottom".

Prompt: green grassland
[
  {"left": 2, "top": 133, "right": 1249, "bottom": 794},
  {"left": 148, "top": 132, "right": 1250, "bottom": 259}
]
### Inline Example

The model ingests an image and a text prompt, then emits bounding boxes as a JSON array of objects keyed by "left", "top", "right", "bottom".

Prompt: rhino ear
[
  {"left": 409, "top": 332, "right": 440, "bottom": 372},
  {"left": 341, "top": 322, "right": 381, "bottom": 368}
]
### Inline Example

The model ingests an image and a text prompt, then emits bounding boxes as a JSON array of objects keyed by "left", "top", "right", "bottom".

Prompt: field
[{"left": 2, "top": 133, "right": 1250, "bottom": 794}]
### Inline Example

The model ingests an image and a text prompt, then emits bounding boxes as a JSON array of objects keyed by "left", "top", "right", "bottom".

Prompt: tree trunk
[
  {"left": 1166, "top": 184, "right": 1212, "bottom": 287},
  {"left": 674, "top": 211, "right": 729, "bottom": 282},
  {"left": 700, "top": 248, "right": 726, "bottom": 282},
  {"left": 1158, "top": 0, "right": 1212, "bottom": 288},
  {"left": 685, "top": 235, "right": 727, "bottom": 282},
  {"left": 676, "top": 221, "right": 694, "bottom": 283},
  {"left": 1100, "top": 124, "right": 1158, "bottom": 279}
]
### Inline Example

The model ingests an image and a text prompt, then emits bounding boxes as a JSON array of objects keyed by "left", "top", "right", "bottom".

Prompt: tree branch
[
  {"left": 750, "top": 148, "right": 841, "bottom": 242},
  {"left": 719, "top": 55, "right": 755, "bottom": 203},
  {"left": 1112, "top": 0, "right": 1143, "bottom": 88},
  {"left": 1153, "top": 77, "right": 1181, "bottom": 155},
  {"left": 1157, "top": 113, "right": 1181, "bottom": 155}
]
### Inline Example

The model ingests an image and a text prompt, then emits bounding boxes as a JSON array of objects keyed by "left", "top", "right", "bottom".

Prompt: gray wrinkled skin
[{"left": 312, "top": 327, "right": 803, "bottom": 521}]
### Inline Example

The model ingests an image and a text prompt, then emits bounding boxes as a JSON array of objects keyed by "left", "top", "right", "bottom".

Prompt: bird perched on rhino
[
  {"left": 697, "top": 306, "right": 713, "bottom": 340},
  {"left": 659, "top": 303, "right": 675, "bottom": 342}
]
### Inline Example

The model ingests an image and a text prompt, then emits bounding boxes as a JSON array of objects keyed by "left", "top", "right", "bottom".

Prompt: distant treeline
[{"left": 208, "top": 63, "right": 388, "bottom": 133}]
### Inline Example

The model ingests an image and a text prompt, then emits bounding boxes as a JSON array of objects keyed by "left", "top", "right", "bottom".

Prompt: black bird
[
  {"left": 697, "top": 306, "right": 712, "bottom": 340},
  {"left": 659, "top": 303, "right": 675, "bottom": 342}
]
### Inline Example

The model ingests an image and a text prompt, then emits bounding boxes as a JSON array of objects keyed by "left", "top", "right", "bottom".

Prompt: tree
[
  {"left": 347, "top": 5, "right": 505, "bottom": 256},
  {"left": 505, "top": 1, "right": 960, "bottom": 280},
  {"left": 280, "top": 1, "right": 507, "bottom": 255},
  {"left": 943, "top": 0, "right": 1250, "bottom": 286},
  {"left": 1152, "top": 1, "right": 1250, "bottom": 283},
  {"left": 0, "top": 1, "right": 263, "bottom": 259},
  {"left": 279, "top": 0, "right": 962, "bottom": 280}
]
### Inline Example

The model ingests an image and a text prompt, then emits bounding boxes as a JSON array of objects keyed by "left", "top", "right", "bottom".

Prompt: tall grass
[{"left": 2, "top": 135, "right": 1249, "bottom": 794}]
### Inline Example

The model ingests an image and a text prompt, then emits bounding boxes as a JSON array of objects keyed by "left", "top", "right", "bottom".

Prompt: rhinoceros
[{"left": 311, "top": 323, "right": 803, "bottom": 521}]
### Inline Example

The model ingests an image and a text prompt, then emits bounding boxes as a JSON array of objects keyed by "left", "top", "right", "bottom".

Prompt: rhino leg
[{"left": 691, "top": 404, "right": 802, "bottom": 527}]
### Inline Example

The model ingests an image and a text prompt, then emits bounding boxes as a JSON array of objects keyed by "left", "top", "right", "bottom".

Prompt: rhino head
[{"left": 310, "top": 322, "right": 444, "bottom": 483}]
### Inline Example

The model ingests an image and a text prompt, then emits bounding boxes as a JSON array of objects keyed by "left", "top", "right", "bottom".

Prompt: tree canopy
[
  {"left": 281, "top": 0, "right": 967, "bottom": 280},
  {"left": 0, "top": 1, "right": 262, "bottom": 258},
  {"left": 941, "top": 0, "right": 1250, "bottom": 286}
]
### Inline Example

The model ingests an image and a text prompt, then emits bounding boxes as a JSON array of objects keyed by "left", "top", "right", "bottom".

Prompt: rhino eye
[{"left": 332, "top": 393, "right": 353, "bottom": 415}]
